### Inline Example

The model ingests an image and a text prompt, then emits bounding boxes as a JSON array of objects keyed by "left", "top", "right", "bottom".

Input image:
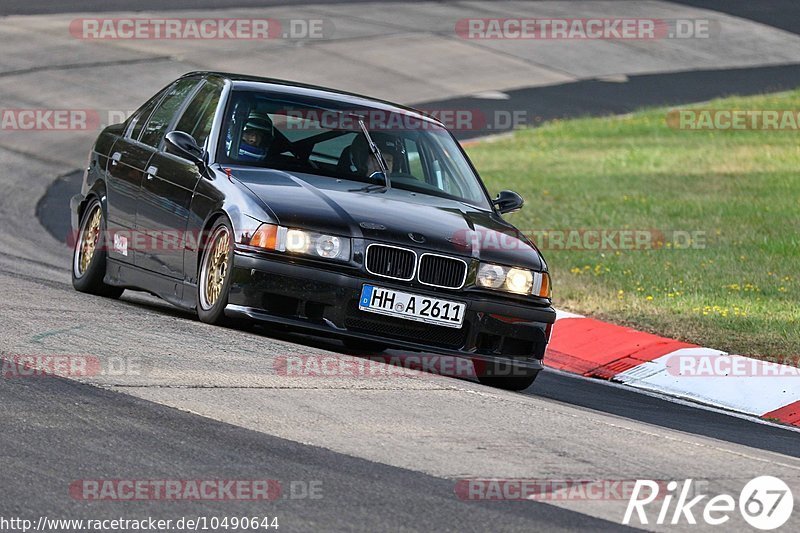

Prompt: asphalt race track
[
  {"left": 1, "top": 373, "right": 626, "bottom": 531},
  {"left": 1, "top": 1, "right": 799, "bottom": 531}
]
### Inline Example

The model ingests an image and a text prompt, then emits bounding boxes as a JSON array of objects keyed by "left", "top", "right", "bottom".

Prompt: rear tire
[{"left": 71, "top": 197, "right": 124, "bottom": 298}]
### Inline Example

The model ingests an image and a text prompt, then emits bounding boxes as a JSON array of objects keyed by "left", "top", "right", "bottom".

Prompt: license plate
[{"left": 359, "top": 285, "right": 466, "bottom": 328}]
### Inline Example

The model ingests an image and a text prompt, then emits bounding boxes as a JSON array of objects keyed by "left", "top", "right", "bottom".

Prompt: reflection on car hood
[{"left": 231, "top": 167, "right": 545, "bottom": 271}]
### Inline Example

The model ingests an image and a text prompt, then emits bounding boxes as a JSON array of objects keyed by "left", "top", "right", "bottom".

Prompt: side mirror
[
  {"left": 165, "top": 131, "right": 204, "bottom": 164},
  {"left": 493, "top": 190, "right": 524, "bottom": 214}
]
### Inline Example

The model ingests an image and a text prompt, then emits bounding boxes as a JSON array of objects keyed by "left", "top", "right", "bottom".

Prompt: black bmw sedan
[{"left": 71, "top": 71, "right": 554, "bottom": 390}]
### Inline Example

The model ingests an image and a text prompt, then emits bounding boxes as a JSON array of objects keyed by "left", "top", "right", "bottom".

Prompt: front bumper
[{"left": 226, "top": 250, "right": 555, "bottom": 375}]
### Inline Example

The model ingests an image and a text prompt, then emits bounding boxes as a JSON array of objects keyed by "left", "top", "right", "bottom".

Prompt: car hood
[{"left": 231, "top": 167, "right": 545, "bottom": 271}]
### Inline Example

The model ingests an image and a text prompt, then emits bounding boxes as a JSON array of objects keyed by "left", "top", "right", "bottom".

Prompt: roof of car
[{"left": 182, "top": 71, "right": 444, "bottom": 127}]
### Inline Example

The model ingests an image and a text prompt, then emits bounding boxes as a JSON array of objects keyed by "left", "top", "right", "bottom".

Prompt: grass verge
[{"left": 466, "top": 90, "right": 800, "bottom": 359}]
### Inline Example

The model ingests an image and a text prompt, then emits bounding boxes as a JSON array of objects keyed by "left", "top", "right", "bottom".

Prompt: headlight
[
  {"left": 506, "top": 268, "right": 533, "bottom": 294},
  {"left": 315, "top": 235, "right": 342, "bottom": 258},
  {"left": 477, "top": 262, "right": 550, "bottom": 298},
  {"left": 285, "top": 229, "right": 310, "bottom": 252},
  {"left": 476, "top": 263, "right": 505, "bottom": 289},
  {"left": 249, "top": 224, "right": 350, "bottom": 261}
]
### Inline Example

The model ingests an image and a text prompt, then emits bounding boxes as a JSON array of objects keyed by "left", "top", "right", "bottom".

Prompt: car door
[
  {"left": 104, "top": 88, "right": 168, "bottom": 264},
  {"left": 135, "top": 77, "right": 220, "bottom": 279}
]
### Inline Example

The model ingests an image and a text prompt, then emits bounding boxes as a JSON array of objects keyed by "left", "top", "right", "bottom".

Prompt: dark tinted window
[
  {"left": 174, "top": 80, "right": 222, "bottom": 148},
  {"left": 218, "top": 90, "right": 491, "bottom": 208},
  {"left": 127, "top": 87, "right": 168, "bottom": 140},
  {"left": 140, "top": 78, "right": 199, "bottom": 148}
]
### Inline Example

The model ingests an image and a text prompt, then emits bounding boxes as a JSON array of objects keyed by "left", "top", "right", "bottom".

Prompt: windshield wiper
[
  {"left": 349, "top": 183, "right": 389, "bottom": 193},
  {"left": 358, "top": 118, "right": 391, "bottom": 190}
]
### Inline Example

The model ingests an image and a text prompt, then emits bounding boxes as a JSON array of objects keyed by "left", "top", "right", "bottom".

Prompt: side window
[
  {"left": 418, "top": 138, "right": 465, "bottom": 197},
  {"left": 431, "top": 154, "right": 465, "bottom": 197},
  {"left": 404, "top": 138, "right": 425, "bottom": 180},
  {"left": 126, "top": 87, "right": 167, "bottom": 140},
  {"left": 175, "top": 80, "right": 222, "bottom": 149},
  {"left": 140, "top": 78, "right": 200, "bottom": 148}
]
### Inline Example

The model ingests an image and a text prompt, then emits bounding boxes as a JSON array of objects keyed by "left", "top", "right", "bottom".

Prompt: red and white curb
[{"left": 545, "top": 310, "right": 800, "bottom": 428}]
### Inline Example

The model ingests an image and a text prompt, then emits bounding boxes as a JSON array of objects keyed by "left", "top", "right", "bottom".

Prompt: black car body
[{"left": 71, "top": 72, "right": 555, "bottom": 390}]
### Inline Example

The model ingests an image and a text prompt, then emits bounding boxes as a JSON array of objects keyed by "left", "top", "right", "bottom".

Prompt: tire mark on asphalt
[
  {"left": 0, "top": 268, "right": 69, "bottom": 291},
  {"left": 0, "top": 56, "right": 173, "bottom": 79},
  {"left": 0, "top": 249, "right": 67, "bottom": 272},
  {"left": 30, "top": 325, "right": 85, "bottom": 344}
]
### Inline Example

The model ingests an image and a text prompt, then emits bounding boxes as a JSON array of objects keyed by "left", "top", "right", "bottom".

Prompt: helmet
[
  {"left": 244, "top": 112, "right": 273, "bottom": 136},
  {"left": 238, "top": 111, "right": 273, "bottom": 161}
]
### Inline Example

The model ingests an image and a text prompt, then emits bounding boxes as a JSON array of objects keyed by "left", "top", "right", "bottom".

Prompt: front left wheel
[
  {"left": 71, "top": 197, "right": 124, "bottom": 298},
  {"left": 477, "top": 370, "right": 539, "bottom": 391},
  {"left": 197, "top": 218, "right": 235, "bottom": 325}
]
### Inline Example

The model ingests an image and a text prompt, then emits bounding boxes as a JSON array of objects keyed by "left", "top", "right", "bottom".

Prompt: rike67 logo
[{"left": 624, "top": 476, "right": 794, "bottom": 529}]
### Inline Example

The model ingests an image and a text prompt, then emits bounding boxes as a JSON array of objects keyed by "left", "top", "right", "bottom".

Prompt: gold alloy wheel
[
  {"left": 200, "top": 226, "right": 231, "bottom": 309},
  {"left": 77, "top": 205, "right": 102, "bottom": 276}
]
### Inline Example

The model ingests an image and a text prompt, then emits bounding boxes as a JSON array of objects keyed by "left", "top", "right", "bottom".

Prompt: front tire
[
  {"left": 71, "top": 197, "right": 123, "bottom": 298},
  {"left": 477, "top": 371, "right": 539, "bottom": 391},
  {"left": 197, "top": 218, "right": 235, "bottom": 325}
]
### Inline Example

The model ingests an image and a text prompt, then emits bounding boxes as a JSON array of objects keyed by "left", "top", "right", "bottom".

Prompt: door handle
[
  {"left": 146, "top": 165, "right": 158, "bottom": 180},
  {"left": 111, "top": 151, "right": 121, "bottom": 166}
]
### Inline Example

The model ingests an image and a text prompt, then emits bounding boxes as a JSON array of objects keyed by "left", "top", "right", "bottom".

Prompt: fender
[{"left": 183, "top": 165, "right": 277, "bottom": 287}]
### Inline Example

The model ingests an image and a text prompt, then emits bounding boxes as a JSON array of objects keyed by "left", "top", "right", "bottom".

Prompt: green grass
[{"left": 465, "top": 90, "right": 800, "bottom": 359}]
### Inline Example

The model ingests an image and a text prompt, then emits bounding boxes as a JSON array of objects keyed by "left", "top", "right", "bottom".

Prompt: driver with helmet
[{"left": 236, "top": 111, "right": 274, "bottom": 162}]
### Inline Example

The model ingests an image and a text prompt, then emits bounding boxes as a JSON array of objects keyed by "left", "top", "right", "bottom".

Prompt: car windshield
[{"left": 217, "top": 90, "right": 492, "bottom": 209}]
